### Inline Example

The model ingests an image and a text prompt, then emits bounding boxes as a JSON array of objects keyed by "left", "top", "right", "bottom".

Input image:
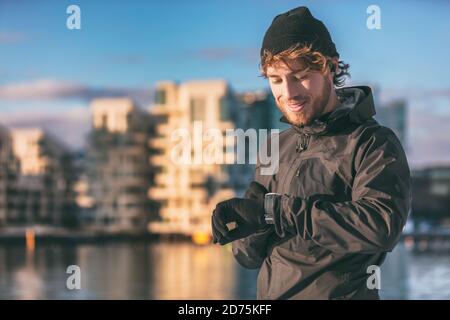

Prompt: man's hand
[
  {"left": 211, "top": 181, "right": 270, "bottom": 245},
  {"left": 244, "top": 181, "right": 268, "bottom": 202}
]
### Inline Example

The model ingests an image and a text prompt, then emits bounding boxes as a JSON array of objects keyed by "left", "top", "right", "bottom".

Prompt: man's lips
[{"left": 286, "top": 101, "right": 306, "bottom": 112}]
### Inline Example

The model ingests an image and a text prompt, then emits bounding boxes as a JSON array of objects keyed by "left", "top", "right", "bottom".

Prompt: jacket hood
[{"left": 280, "top": 85, "right": 376, "bottom": 135}]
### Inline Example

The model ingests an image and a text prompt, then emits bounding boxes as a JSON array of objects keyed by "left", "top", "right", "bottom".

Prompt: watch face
[
  {"left": 264, "top": 192, "right": 280, "bottom": 214},
  {"left": 264, "top": 214, "right": 275, "bottom": 224},
  {"left": 264, "top": 193, "right": 280, "bottom": 225}
]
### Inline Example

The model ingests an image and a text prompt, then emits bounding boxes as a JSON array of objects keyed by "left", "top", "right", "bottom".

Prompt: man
[{"left": 211, "top": 6, "right": 411, "bottom": 300}]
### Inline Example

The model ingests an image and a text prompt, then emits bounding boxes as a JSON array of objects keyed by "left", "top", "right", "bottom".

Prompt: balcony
[
  {"left": 148, "top": 186, "right": 206, "bottom": 201},
  {"left": 148, "top": 137, "right": 167, "bottom": 149},
  {"left": 149, "top": 154, "right": 166, "bottom": 166},
  {"left": 149, "top": 105, "right": 168, "bottom": 116},
  {"left": 156, "top": 124, "right": 170, "bottom": 136}
]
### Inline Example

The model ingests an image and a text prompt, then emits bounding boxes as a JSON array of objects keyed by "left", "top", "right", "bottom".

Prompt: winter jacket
[{"left": 231, "top": 86, "right": 411, "bottom": 300}]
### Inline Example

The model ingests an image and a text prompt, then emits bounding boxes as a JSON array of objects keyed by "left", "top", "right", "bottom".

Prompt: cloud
[
  {"left": 0, "top": 79, "right": 156, "bottom": 150},
  {"left": 0, "top": 80, "right": 85, "bottom": 100},
  {"left": 378, "top": 87, "right": 450, "bottom": 106},
  {"left": 187, "top": 46, "right": 259, "bottom": 64},
  {"left": 0, "top": 31, "right": 25, "bottom": 44},
  {"left": 193, "top": 47, "right": 237, "bottom": 61},
  {"left": 0, "top": 79, "right": 154, "bottom": 106},
  {"left": 426, "top": 88, "right": 450, "bottom": 99},
  {"left": 0, "top": 107, "right": 90, "bottom": 150},
  {"left": 407, "top": 108, "right": 450, "bottom": 169},
  {"left": 105, "top": 54, "right": 146, "bottom": 65},
  {"left": 350, "top": 84, "right": 450, "bottom": 168}
]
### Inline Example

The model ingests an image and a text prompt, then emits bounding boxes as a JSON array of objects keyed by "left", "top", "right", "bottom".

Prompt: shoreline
[
  {"left": 0, "top": 228, "right": 195, "bottom": 245},
  {"left": 2, "top": 227, "right": 450, "bottom": 252}
]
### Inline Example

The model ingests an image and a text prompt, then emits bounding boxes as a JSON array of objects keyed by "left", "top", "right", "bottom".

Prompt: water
[{"left": 0, "top": 242, "right": 449, "bottom": 299}]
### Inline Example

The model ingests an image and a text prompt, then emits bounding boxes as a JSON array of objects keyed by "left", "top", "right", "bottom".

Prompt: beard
[{"left": 276, "top": 79, "right": 332, "bottom": 127}]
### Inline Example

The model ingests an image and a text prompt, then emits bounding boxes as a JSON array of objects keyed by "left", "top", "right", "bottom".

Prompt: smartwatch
[{"left": 264, "top": 192, "right": 281, "bottom": 225}]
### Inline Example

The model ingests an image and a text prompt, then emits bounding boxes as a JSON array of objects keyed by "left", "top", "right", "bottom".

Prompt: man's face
[{"left": 267, "top": 58, "right": 334, "bottom": 126}]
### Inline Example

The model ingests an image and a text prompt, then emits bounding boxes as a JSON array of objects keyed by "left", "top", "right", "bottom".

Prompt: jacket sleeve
[
  {"left": 231, "top": 157, "right": 277, "bottom": 269},
  {"left": 273, "top": 127, "right": 412, "bottom": 254}
]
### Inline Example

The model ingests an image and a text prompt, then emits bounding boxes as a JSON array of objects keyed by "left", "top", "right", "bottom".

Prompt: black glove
[
  {"left": 244, "top": 181, "right": 268, "bottom": 202},
  {"left": 211, "top": 181, "right": 269, "bottom": 245}
]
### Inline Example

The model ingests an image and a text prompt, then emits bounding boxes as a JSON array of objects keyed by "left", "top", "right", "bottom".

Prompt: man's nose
[{"left": 282, "top": 79, "right": 304, "bottom": 100}]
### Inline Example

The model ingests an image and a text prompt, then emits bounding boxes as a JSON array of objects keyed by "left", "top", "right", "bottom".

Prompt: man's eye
[
  {"left": 295, "top": 74, "right": 308, "bottom": 81},
  {"left": 270, "top": 79, "right": 281, "bottom": 84}
]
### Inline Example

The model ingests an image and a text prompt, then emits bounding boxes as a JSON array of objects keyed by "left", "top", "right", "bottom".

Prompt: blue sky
[
  {"left": 1, "top": 0, "right": 450, "bottom": 167},
  {"left": 2, "top": 0, "right": 450, "bottom": 89}
]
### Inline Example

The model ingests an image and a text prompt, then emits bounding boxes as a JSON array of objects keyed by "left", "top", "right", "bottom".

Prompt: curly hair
[{"left": 260, "top": 43, "right": 350, "bottom": 87}]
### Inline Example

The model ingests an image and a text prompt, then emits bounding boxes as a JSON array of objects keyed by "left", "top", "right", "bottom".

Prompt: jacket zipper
[
  {"left": 296, "top": 133, "right": 310, "bottom": 153},
  {"left": 296, "top": 133, "right": 311, "bottom": 176}
]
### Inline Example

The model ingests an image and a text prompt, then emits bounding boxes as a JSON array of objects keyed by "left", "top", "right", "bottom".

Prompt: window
[
  {"left": 155, "top": 89, "right": 167, "bottom": 104},
  {"left": 126, "top": 112, "right": 132, "bottom": 129},
  {"left": 219, "top": 96, "right": 231, "bottom": 121},
  {"left": 101, "top": 114, "right": 108, "bottom": 129},
  {"left": 190, "top": 97, "right": 206, "bottom": 122}
]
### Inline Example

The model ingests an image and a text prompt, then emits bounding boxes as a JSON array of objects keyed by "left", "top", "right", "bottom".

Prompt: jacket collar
[{"left": 280, "top": 85, "right": 376, "bottom": 135}]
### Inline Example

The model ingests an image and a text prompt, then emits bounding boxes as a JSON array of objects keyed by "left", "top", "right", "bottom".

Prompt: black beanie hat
[{"left": 260, "top": 6, "right": 339, "bottom": 62}]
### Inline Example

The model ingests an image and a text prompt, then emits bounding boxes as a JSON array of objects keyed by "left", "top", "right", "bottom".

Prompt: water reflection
[
  {"left": 0, "top": 242, "right": 257, "bottom": 299},
  {"left": 0, "top": 242, "right": 448, "bottom": 299},
  {"left": 380, "top": 243, "right": 409, "bottom": 299}
]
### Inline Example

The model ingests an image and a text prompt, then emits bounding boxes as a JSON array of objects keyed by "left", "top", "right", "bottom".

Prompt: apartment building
[
  {"left": 86, "top": 98, "right": 159, "bottom": 232},
  {"left": 8, "top": 128, "right": 75, "bottom": 226},
  {"left": 0, "top": 125, "right": 19, "bottom": 226},
  {"left": 148, "top": 80, "right": 240, "bottom": 238}
]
